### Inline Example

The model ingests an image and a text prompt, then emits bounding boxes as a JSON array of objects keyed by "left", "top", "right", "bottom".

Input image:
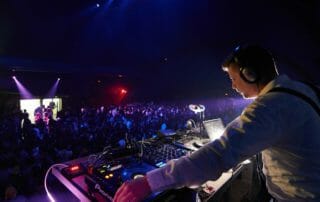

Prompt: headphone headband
[{"left": 222, "top": 44, "right": 278, "bottom": 84}]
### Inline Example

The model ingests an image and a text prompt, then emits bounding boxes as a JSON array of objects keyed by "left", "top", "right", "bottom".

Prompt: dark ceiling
[{"left": 0, "top": 0, "right": 319, "bottom": 100}]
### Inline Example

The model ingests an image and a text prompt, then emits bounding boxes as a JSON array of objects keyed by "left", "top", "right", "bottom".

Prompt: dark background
[{"left": 0, "top": 0, "right": 319, "bottom": 104}]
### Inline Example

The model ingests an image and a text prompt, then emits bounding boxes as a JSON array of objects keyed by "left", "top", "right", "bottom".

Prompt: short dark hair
[{"left": 222, "top": 45, "right": 278, "bottom": 85}]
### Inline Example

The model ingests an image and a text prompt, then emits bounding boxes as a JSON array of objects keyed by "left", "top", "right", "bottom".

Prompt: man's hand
[{"left": 113, "top": 176, "right": 152, "bottom": 202}]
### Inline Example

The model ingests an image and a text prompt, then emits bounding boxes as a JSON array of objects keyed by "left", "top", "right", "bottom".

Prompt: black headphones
[
  {"left": 223, "top": 45, "right": 278, "bottom": 85},
  {"left": 239, "top": 67, "right": 259, "bottom": 83},
  {"left": 233, "top": 46, "right": 260, "bottom": 84}
]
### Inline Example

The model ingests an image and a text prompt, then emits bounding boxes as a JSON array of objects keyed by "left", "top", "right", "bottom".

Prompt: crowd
[{"left": 0, "top": 98, "right": 247, "bottom": 201}]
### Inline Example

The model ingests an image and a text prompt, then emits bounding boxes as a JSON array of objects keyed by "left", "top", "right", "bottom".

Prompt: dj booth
[{"left": 50, "top": 129, "right": 247, "bottom": 202}]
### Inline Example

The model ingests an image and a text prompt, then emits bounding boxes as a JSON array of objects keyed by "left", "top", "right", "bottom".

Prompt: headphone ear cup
[{"left": 240, "top": 68, "right": 258, "bottom": 83}]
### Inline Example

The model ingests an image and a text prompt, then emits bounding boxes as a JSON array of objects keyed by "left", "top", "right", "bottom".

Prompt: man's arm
[
  {"left": 114, "top": 95, "right": 284, "bottom": 201},
  {"left": 147, "top": 96, "right": 284, "bottom": 193}
]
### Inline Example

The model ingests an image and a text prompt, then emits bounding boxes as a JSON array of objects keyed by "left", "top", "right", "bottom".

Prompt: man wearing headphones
[{"left": 114, "top": 45, "right": 320, "bottom": 202}]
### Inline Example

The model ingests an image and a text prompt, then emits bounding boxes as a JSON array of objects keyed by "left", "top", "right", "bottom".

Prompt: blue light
[
  {"left": 156, "top": 162, "right": 166, "bottom": 167},
  {"left": 96, "top": 3, "right": 100, "bottom": 8},
  {"left": 234, "top": 45, "right": 240, "bottom": 51}
]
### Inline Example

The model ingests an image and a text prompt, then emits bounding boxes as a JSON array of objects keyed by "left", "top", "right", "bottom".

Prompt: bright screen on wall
[
  {"left": 20, "top": 99, "right": 41, "bottom": 123},
  {"left": 42, "top": 98, "right": 62, "bottom": 120},
  {"left": 20, "top": 98, "right": 62, "bottom": 123}
]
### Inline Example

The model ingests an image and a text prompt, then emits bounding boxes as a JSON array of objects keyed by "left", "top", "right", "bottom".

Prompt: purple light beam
[{"left": 12, "top": 76, "right": 34, "bottom": 99}]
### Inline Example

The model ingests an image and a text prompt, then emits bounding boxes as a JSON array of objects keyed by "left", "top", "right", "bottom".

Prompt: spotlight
[
  {"left": 96, "top": 3, "right": 100, "bottom": 7},
  {"left": 46, "top": 78, "right": 61, "bottom": 98},
  {"left": 12, "top": 76, "right": 33, "bottom": 99},
  {"left": 121, "top": 89, "right": 127, "bottom": 94}
]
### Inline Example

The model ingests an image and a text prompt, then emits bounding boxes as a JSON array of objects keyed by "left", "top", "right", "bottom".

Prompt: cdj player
[
  {"left": 51, "top": 136, "right": 244, "bottom": 202},
  {"left": 84, "top": 156, "right": 155, "bottom": 200},
  {"left": 52, "top": 141, "right": 197, "bottom": 202}
]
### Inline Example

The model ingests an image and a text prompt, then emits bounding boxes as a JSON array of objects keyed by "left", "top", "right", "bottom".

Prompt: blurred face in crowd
[{"left": 225, "top": 63, "right": 259, "bottom": 99}]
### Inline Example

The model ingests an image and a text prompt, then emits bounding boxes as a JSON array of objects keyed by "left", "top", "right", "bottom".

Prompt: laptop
[
  {"left": 174, "top": 118, "right": 225, "bottom": 150},
  {"left": 203, "top": 118, "right": 225, "bottom": 141}
]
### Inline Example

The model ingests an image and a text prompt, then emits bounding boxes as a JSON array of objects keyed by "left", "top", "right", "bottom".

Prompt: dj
[{"left": 114, "top": 45, "right": 320, "bottom": 202}]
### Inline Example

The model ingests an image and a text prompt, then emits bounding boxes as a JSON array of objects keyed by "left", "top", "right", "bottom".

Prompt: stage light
[
  {"left": 109, "top": 86, "right": 128, "bottom": 104},
  {"left": 96, "top": 3, "right": 100, "bottom": 7},
  {"left": 12, "top": 76, "right": 33, "bottom": 99},
  {"left": 121, "top": 89, "right": 127, "bottom": 94},
  {"left": 46, "top": 79, "right": 60, "bottom": 98}
]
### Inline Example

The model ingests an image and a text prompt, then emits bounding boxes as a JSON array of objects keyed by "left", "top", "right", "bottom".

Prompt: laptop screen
[{"left": 203, "top": 118, "right": 225, "bottom": 141}]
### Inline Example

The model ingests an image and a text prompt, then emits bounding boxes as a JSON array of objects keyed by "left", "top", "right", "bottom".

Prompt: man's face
[{"left": 226, "top": 63, "right": 259, "bottom": 99}]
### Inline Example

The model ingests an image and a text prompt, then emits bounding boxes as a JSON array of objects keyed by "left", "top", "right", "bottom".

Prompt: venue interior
[{"left": 0, "top": 0, "right": 319, "bottom": 201}]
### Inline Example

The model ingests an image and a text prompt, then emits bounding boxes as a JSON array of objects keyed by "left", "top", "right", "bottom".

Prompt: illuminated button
[
  {"left": 99, "top": 169, "right": 106, "bottom": 174},
  {"left": 109, "top": 164, "right": 122, "bottom": 171},
  {"left": 70, "top": 165, "right": 80, "bottom": 172},
  {"left": 133, "top": 174, "right": 144, "bottom": 179}
]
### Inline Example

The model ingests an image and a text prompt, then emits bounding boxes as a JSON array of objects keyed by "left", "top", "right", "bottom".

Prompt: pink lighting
[{"left": 121, "top": 89, "right": 127, "bottom": 94}]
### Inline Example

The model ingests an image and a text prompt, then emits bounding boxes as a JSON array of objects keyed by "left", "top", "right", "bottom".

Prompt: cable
[
  {"left": 139, "top": 136, "right": 145, "bottom": 158},
  {"left": 87, "top": 146, "right": 112, "bottom": 167},
  {"left": 44, "top": 163, "right": 68, "bottom": 202}
]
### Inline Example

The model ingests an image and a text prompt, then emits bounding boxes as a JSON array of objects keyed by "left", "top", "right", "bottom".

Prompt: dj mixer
[
  {"left": 54, "top": 139, "right": 196, "bottom": 201},
  {"left": 52, "top": 135, "right": 244, "bottom": 202}
]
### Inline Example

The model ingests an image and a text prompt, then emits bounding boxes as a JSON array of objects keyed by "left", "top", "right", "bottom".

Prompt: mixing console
[
  {"left": 139, "top": 142, "right": 192, "bottom": 167},
  {"left": 52, "top": 136, "right": 244, "bottom": 202},
  {"left": 84, "top": 156, "right": 155, "bottom": 199}
]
